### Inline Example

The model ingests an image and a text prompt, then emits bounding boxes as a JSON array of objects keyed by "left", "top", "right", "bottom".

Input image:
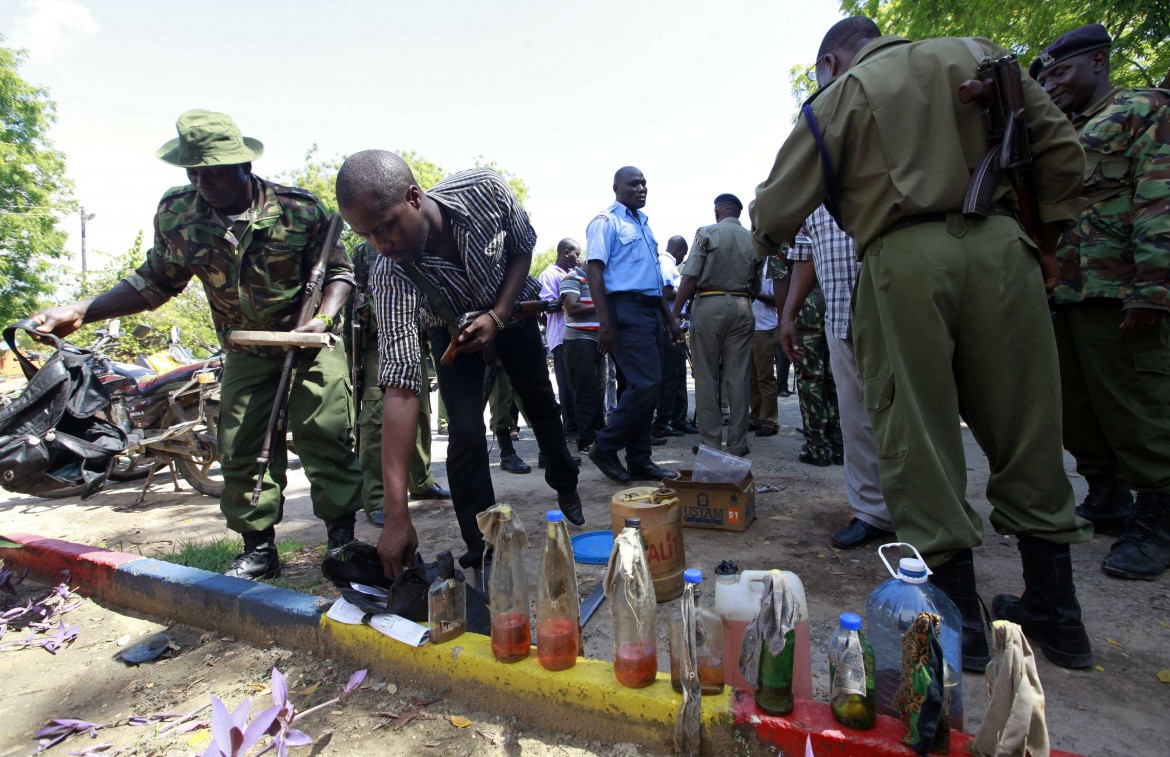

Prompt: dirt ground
[{"left": 2, "top": 386, "right": 1169, "bottom": 756}]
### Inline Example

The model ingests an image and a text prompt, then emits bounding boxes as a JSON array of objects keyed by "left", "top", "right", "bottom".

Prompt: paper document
[
  {"left": 326, "top": 597, "right": 367, "bottom": 625},
  {"left": 326, "top": 597, "right": 430, "bottom": 647}
]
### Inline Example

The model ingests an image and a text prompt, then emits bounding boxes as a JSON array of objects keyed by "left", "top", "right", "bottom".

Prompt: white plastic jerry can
[{"left": 714, "top": 569, "right": 811, "bottom": 697}]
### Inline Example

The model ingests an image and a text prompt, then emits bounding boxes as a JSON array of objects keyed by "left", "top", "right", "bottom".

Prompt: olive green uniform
[
  {"left": 124, "top": 176, "right": 364, "bottom": 533},
  {"left": 751, "top": 35, "right": 1091, "bottom": 564},
  {"left": 682, "top": 216, "right": 761, "bottom": 455}
]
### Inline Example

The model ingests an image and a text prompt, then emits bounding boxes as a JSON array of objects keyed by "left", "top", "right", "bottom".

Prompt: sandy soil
[{"left": 2, "top": 387, "right": 1168, "bottom": 756}]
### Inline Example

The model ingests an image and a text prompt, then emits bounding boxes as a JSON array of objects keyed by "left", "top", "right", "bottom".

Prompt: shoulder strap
[
  {"left": 801, "top": 104, "right": 846, "bottom": 230},
  {"left": 397, "top": 263, "right": 462, "bottom": 326},
  {"left": 962, "top": 36, "right": 989, "bottom": 64}
]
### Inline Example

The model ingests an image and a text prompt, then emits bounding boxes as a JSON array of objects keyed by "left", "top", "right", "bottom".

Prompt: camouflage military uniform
[
  {"left": 1053, "top": 87, "right": 1170, "bottom": 496},
  {"left": 348, "top": 243, "right": 439, "bottom": 515},
  {"left": 124, "top": 176, "right": 364, "bottom": 533},
  {"left": 794, "top": 283, "right": 842, "bottom": 463}
]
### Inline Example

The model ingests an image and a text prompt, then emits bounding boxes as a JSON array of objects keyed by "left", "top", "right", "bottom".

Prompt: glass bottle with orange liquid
[
  {"left": 669, "top": 569, "right": 725, "bottom": 694},
  {"left": 536, "top": 510, "right": 580, "bottom": 671},
  {"left": 488, "top": 504, "right": 531, "bottom": 663},
  {"left": 606, "top": 518, "right": 659, "bottom": 687}
]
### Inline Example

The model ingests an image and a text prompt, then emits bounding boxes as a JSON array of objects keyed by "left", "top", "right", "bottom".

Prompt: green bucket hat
[{"left": 156, "top": 109, "right": 264, "bottom": 168}]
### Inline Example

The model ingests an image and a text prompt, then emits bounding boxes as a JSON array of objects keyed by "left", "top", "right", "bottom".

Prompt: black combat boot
[
  {"left": 496, "top": 431, "right": 531, "bottom": 474},
  {"left": 1101, "top": 493, "right": 1170, "bottom": 580},
  {"left": 325, "top": 512, "right": 357, "bottom": 552},
  {"left": 928, "top": 548, "right": 990, "bottom": 672},
  {"left": 992, "top": 535, "right": 1092, "bottom": 669},
  {"left": 1077, "top": 473, "right": 1134, "bottom": 533},
  {"left": 224, "top": 527, "right": 280, "bottom": 580}
]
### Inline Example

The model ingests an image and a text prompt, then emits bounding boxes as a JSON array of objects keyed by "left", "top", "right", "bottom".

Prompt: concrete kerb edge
[{"left": 0, "top": 533, "right": 1083, "bottom": 756}]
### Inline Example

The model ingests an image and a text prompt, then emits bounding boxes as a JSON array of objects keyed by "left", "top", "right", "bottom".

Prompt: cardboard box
[{"left": 673, "top": 469, "right": 756, "bottom": 532}]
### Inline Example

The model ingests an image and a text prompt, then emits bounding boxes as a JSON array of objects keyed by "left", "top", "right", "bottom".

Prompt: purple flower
[{"left": 342, "top": 670, "right": 367, "bottom": 696}]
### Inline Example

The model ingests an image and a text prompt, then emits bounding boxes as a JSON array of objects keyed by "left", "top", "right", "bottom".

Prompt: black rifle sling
[
  {"left": 397, "top": 262, "right": 463, "bottom": 327},
  {"left": 801, "top": 104, "right": 845, "bottom": 230}
]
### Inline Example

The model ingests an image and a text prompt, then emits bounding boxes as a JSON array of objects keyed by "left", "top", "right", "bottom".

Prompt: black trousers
[
  {"left": 430, "top": 319, "right": 578, "bottom": 568},
  {"left": 593, "top": 296, "right": 666, "bottom": 467},
  {"left": 551, "top": 343, "right": 578, "bottom": 434},
  {"left": 656, "top": 341, "right": 687, "bottom": 429},
  {"left": 565, "top": 337, "right": 605, "bottom": 451}
]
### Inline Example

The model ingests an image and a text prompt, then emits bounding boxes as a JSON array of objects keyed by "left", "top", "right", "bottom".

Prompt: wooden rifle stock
[{"left": 249, "top": 212, "right": 345, "bottom": 509}]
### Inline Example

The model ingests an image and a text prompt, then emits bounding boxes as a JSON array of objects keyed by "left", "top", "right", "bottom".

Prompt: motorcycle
[{"left": 39, "top": 320, "right": 224, "bottom": 502}]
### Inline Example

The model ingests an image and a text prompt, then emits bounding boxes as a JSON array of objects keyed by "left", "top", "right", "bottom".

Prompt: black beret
[
  {"left": 714, "top": 193, "right": 743, "bottom": 210},
  {"left": 1030, "top": 23, "right": 1111, "bottom": 79}
]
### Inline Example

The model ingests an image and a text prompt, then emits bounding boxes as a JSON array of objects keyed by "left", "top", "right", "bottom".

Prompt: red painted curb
[
  {"left": 732, "top": 691, "right": 1080, "bottom": 756},
  {"left": 1, "top": 532, "right": 142, "bottom": 590}
]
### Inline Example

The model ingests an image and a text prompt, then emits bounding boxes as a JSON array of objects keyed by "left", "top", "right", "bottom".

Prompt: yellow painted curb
[{"left": 321, "top": 616, "right": 735, "bottom": 750}]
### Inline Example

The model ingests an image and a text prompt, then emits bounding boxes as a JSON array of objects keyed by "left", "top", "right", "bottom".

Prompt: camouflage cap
[
  {"left": 156, "top": 109, "right": 264, "bottom": 168},
  {"left": 1029, "top": 24, "right": 1112, "bottom": 79}
]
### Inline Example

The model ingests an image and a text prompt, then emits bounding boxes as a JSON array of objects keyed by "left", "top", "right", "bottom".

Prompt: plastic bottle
[
  {"left": 427, "top": 550, "right": 466, "bottom": 644},
  {"left": 866, "top": 543, "right": 963, "bottom": 730},
  {"left": 828, "top": 612, "right": 876, "bottom": 730},
  {"left": 714, "top": 564, "right": 811, "bottom": 698},
  {"left": 669, "top": 569, "right": 725, "bottom": 694},
  {"left": 610, "top": 518, "right": 658, "bottom": 688},
  {"left": 489, "top": 504, "right": 531, "bottom": 663},
  {"left": 536, "top": 510, "right": 579, "bottom": 671}
]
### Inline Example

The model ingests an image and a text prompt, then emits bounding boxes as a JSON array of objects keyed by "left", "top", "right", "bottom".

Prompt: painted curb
[{"left": 1, "top": 533, "right": 1082, "bottom": 756}]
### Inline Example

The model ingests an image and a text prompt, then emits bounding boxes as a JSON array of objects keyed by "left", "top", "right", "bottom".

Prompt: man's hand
[
  {"left": 29, "top": 304, "right": 87, "bottom": 341},
  {"left": 1121, "top": 307, "right": 1165, "bottom": 335},
  {"left": 596, "top": 320, "right": 614, "bottom": 356},
  {"left": 667, "top": 316, "right": 683, "bottom": 344},
  {"left": 452, "top": 312, "right": 500, "bottom": 356},
  {"left": 376, "top": 512, "right": 419, "bottom": 579},
  {"left": 292, "top": 317, "right": 329, "bottom": 334},
  {"left": 1040, "top": 253, "right": 1060, "bottom": 294},
  {"left": 779, "top": 317, "right": 804, "bottom": 362}
]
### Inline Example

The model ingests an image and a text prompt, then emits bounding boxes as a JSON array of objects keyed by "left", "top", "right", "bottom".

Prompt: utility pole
[{"left": 80, "top": 206, "right": 96, "bottom": 278}]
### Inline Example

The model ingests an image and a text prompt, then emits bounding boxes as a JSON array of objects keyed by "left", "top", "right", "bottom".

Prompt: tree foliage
[
  {"left": 69, "top": 232, "right": 219, "bottom": 361},
  {"left": 0, "top": 38, "right": 73, "bottom": 326},
  {"left": 839, "top": 0, "right": 1169, "bottom": 88}
]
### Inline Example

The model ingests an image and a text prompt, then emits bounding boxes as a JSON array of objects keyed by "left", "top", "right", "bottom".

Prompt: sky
[{"left": 3, "top": 0, "right": 845, "bottom": 277}]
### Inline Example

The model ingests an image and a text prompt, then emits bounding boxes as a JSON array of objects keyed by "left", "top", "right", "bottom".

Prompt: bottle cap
[
  {"left": 498, "top": 504, "right": 513, "bottom": 519},
  {"left": 546, "top": 510, "right": 563, "bottom": 523},
  {"left": 898, "top": 557, "right": 928, "bottom": 583},
  {"left": 839, "top": 612, "right": 862, "bottom": 631},
  {"left": 624, "top": 517, "right": 642, "bottom": 529},
  {"left": 436, "top": 550, "right": 455, "bottom": 580},
  {"left": 683, "top": 568, "right": 703, "bottom": 584}
]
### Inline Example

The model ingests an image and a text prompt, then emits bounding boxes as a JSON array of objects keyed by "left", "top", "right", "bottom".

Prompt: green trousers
[
  {"left": 218, "top": 347, "right": 364, "bottom": 532},
  {"left": 852, "top": 214, "right": 1091, "bottom": 565},
  {"left": 691, "top": 294, "right": 754, "bottom": 455},
  {"left": 357, "top": 343, "right": 438, "bottom": 513},
  {"left": 1054, "top": 299, "right": 1170, "bottom": 493}
]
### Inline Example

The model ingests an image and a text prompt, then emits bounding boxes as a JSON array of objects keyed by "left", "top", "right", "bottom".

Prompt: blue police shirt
[{"left": 585, "top": 201, "right": 662, "bottom": 296}]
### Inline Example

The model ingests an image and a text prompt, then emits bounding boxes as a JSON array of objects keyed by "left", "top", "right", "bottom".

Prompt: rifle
[
  {"left": 249, "top": 212, "right": 345, "bottom": 509},
  {"left": 958, "top": 54, "right": 1041, "bottom": 244},
  {"left": 439, "top": 294, "right": 566, "bottom": 367}
]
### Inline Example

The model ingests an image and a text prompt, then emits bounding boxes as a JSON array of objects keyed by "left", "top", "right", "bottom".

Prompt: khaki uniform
[
  {"left": 751, "top": 35, "right": 1090, "bottom": 563},
  {"left": 682, "top": 216, "right": 761, "bottom": 455}
]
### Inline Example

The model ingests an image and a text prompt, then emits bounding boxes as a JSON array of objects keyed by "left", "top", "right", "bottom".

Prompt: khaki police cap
[{"left": 156, "top": 109, "right": 264, "bottom": 168}]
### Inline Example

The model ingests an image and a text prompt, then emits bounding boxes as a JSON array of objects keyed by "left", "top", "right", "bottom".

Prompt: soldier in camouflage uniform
[
  {"left": 793, "top": 283, "right": 843, "bottom": 466},
  {"left": 347, "top": 243, "right": 450, "bottom": 528},
  {"left": 1034, "top": 25, "right": 1170, "bottom": 580},
  {"left": 31, "top": 110, "right": 365, "bottom": 580}
]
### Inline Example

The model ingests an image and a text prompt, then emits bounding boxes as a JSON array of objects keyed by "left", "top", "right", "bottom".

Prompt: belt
[
  {"left": 880, "top": 204, "right": 1016, "bottom": 236},
  {"left": 697, "top": 289, "right": 750, "bottom": 298},
  {"left": 607, "top": 291, "right": 662, "bottom": 307}
]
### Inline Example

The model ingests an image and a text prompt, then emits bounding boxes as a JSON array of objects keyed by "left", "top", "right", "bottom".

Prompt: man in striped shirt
[
  {"left": 560, "top": 263, "right": 604, "bottom": 453},
  {"left": 336, "top": 150, "right": 582, "bottom": 579}
]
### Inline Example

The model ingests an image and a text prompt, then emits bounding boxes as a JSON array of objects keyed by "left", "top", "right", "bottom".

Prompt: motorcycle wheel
[
  {"left": 167, "top": 400, "right": 223, "bottom": 498},
  {"left": 107, "top": 456, "right": 153, "bottom": 481}
]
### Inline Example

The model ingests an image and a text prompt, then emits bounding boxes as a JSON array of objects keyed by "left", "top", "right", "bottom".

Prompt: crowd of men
[{"left": 27, "top": 17, "right": 1167, "bottom": 677}]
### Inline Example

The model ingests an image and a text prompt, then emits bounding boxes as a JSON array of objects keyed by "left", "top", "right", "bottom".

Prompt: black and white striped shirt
[{"left": 372, "top": 168, "right": 540, "bottom": 394}]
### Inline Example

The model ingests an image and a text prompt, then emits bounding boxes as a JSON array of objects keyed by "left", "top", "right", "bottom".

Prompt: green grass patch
[{"left": 158, "top": 537, "right": 309, "bottom": 573}]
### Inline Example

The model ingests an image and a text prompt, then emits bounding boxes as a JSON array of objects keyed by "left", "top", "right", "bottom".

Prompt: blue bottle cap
[
  {"left": 683, "top": 568, "right": 703, "bottom": 584},
  {"left": 839, "top": 612, "right": 862, "bottom": 631},
  {"left": 546, "top": 510, "right": 563, "bottom": 523}
]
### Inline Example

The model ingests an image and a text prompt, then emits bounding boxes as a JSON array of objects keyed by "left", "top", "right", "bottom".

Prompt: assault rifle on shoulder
[
  {"left": 249, "top": 212, "right": 345, "bottom": 509},
  {"left": 439, "top": 294, "right": 566, "bottom": 366},
  {"left": 958, "top": 54, "right": 1041, "bottom": 244}
]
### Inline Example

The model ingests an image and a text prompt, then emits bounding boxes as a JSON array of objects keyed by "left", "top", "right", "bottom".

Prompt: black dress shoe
[
  {"left": 628, "top": 462, "right": 678, "bottom": 481},
  {"left": 366, "top": 510, "right": 385, "bottom": 527},
  {"left": 500, "top": 451, "right": 531, "bottom": 474},
  {"left": 558, "top": 489, "right": 585, "bottom": 526},
  {"left": 675, "top": 421, "right": 699, "bottom": 434},
  {"left": 662, "top": 425, "right": 686, "bottom": 437},
  {"left": 799, "top": 450, "right": 832, "bottom": 467},
  {"left": 588, "top": 445, "right": 630, "bottom": 483},
  {"left": 755, "top": 426, "right": 779, "bottom": 437},
  {"left": 225, "top": 528, "right": 281, "bottom": 580},
  {"left": 409, "top": 483, "right": 452, "bottom": 500},
  {"left": 831, "top": 518, "right": 896, "bottom": 550}
]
